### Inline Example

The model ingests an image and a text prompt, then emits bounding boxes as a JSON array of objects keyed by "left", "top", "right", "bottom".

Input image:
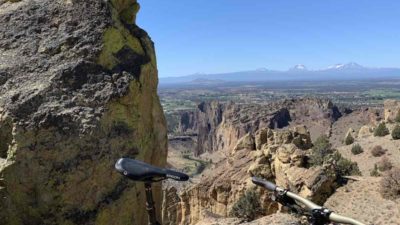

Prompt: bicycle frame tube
[{"left": 144, "top": 182, "right": 161, "bottom": 225}]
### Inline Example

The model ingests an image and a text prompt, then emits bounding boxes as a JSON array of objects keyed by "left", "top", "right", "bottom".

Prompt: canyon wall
[
  {"left": 178, "top": 98, "right": 341, "bottom": 156},
  {"left": 0, "top": 0, "right": 167, "bottom": 224}
]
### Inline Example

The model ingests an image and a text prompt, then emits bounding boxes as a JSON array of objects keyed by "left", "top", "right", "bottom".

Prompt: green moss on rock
[{"left": 97, "top": 27, "right": 145, "bottom": 70}]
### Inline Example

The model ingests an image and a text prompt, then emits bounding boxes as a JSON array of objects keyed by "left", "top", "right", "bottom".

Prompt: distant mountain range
[{"left": 160, "top": 63, "right": 400, "bottom": 85}]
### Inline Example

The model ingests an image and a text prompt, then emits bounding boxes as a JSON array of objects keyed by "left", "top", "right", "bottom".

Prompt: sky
[{"left": 137, "top": 0, "right": 400, "bottom": 77}]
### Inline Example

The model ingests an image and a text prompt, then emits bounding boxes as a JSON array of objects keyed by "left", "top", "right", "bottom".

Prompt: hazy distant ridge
[{"left": 160, "top": 63, "right": 400, "bottom": 84}]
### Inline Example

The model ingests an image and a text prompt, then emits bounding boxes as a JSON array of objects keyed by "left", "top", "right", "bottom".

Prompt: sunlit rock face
[
  {"left": 0, "top": 0, "right": 167, "bottom": 224},
  {"left": 384, "top": 99, "right": 400, "bottom": 122},
  {"left": 177, "top": 98, "right": 340, "bottom": 156},
  {"left": 163, "top": 126, "right": 335, "bottom": 225}
]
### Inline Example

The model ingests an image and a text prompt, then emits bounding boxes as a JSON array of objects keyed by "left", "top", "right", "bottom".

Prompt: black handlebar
[{"left": 252, "top": 177, "right": 277, "bottom": 191}]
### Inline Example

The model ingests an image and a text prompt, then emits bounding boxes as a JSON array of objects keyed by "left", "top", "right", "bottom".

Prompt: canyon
[{"left": 164, "top": 99, "right": 400, "bottom": 225}]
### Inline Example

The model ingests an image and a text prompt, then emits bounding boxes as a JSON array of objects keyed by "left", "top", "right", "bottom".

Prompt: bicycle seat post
[{"left": 144, "top": 182, "right": 160, "bottom": 225}]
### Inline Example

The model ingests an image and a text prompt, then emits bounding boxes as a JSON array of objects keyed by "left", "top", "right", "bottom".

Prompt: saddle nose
[{"left": 115, "top": 158, "right": 189, "bottom": 182}]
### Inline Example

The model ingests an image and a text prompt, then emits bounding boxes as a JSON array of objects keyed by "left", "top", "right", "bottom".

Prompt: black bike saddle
[{"left": 115, "top": 158, "right": 189, "bottom": 182}]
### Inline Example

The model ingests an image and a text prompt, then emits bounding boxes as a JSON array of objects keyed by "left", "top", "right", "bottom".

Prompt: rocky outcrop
[
  {"left": 0, "top": 1, "right": 167, "bottom": 224},
  {"left": 358, "top": 125, "right": 373, "bottom": 138},
  {"left": 163, "top": 126, "right": 336, "bottom": 225},
  {"left": 163, "top": 149, "right": 277, "bottom": 225},
  {"left": 232, "top": 133, "right": 256, "bottom": 153},
  {"left": 177, "top": 98, "right": 340, "bottom": 156},
  {"left": 384, "top": 99, "right": 400, "bottom": 122}
]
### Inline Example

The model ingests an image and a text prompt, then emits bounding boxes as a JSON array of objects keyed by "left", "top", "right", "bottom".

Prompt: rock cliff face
[
  {"left": 178, "top": 98, "right": 340, "bottom": 156},
  {"left": 163, "top": 126, "right": 336, "bottom": 225},
  {"left": 0, "top": 1, "right": 167, "bottom": 224}
]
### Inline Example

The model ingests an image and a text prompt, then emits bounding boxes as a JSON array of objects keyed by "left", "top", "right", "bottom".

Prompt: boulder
[
  {"left": 358, "top": 125, "right": 373, "bottom": 138},
  {"left": 291, "top": 125, "right": 313, "bottom": 150},
  {"left": 255, "top": 128, "right": 273, "bottom": 150},
  {"left": 247, "top": 156, "right": 273, "bottom": 178},
  {"left": 384, "top": 99, "right": 400, "bottom": 122},
  {"left": 285, "top": 166, "right": 337, "bottom": 205},
  {"left": 233, "top": 133, "right": 256, "bottom": 153},
  {"left": 273, "top": 130, "right": 293, "bottom": 145},
  {"left": 276, "top": 144, "right": 297, "bottom": 163}
]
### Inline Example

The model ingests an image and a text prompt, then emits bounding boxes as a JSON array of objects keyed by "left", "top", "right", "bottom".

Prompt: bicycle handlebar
[
  {"left": 251, "top": 177, "right": 366, "bottom": 225},
  {"left": 252, "top": 177, "right": 277, "bottom": 191}
]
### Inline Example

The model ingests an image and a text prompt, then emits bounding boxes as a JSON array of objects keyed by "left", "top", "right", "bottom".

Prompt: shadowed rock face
[{"left": 0, "top": 0, "right": 167, "bottom": 224}]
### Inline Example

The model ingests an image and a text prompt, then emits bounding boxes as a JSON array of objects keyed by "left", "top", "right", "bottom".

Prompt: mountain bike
[
  {"left": 115, "top": 158, "right": 189, "bottom": 225},
  {"left": 252, "top": 177, "right": 366, "bottom": 225}
]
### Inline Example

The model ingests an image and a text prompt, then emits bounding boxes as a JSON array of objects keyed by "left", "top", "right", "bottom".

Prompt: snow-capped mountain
[
  {"left": 290, "top": 64, "right": 308, "bottom": 71},
  {"left": 160, "top": 62, "right": 400, "bottom": 85},
  {"left": 326, "top": 62, "right": 365, "bottom": 70}
]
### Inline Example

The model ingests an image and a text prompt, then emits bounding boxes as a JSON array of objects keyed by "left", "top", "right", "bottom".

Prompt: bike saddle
[{"left": 115, "top": 158, "right": 189, "bottom": 182}]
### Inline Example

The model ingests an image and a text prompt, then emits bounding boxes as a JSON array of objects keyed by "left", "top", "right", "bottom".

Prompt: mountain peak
[
  {"left": 290, "top": 64, "right": 308, "bottom": 71},
  {"left": 327, "top": 62, "right": 364, "bottom": 70}
]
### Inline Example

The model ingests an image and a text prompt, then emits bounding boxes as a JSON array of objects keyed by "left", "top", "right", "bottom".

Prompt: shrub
[
  {"left": 395, "top": 110, "right": 400, "bottom": 123},
  {"left": 331, "top": 152, "right": 362, "bottom": 178},
  {"left": 351, "top": 144, "right": 363, "bottom": 155},
  {"left": 377, "top": 157, "right": 393, "bottom": 172},
  {"left": 229, "top": 189, "right": 263, "bottom": 221},
  {"left": 374, "top": 123, "right": 389, "bottom": 137},
  {"left": 308, "top": 136, "right": 361, "bottom": 179},
  {"left": 391, "top": 124, "right": 400, "bottom": 140},
  {"left": 380, "top": 167, "right": 400, "bottom": 200},
  {"left": 371, "top": 145, "right": 387, "bottom": 157},
  {"left": 370, "top": 164, "right": 380, "bottom": 177},
  {"left": 309, "top": 135, "right": 333, "bottom": 166},
  {"left": 344, "top": 134, "right": 354, "bottom": 145}
]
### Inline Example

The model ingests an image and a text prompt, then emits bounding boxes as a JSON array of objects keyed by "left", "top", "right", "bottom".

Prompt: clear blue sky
[{"left": 137, "top": 1, "right": 400, "bottom": 77}]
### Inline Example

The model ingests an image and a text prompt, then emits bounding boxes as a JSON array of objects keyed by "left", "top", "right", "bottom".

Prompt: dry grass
[
  {"left": 380, "top": 167, "right": 400, "bottom": 200},
  {"left": 377, "top": 157, "right": 393, "bottom": 172},
  {"left": 371, "top": 145, "right": 387, "bottom": 157}
]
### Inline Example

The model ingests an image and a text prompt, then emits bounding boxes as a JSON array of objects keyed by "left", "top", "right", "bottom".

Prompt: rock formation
[
  {"left": 178, "top": 98, "right": 340, "bottom": 156},
  {"left": 163, "top": 126, "right": 336, "bottom": 225},
  {"left": 384, "top": 99, "right": 400, "bottom": 122},
  {"left": 0, "top": 0, "right": 167, "bottom": 224},
  {"left": 357, "top": 125, "right": 373, "bottom": 138}
]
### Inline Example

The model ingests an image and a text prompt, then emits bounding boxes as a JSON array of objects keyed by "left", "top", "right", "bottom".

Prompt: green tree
[
  {"left": 310, "top": 135, "right": 333, "bottom": 166},
  {"left": 230, "top": 190, "right": 263, "bottom": 221},
  {"left": 344, "top": 133, "right": 354, "bottom": 145},
  {"left": 331, "top": 151, "right": 362, "bottom": 178},
  {"left": 374, "top": 123, "right": 389, "bottom": 137},
  {"left": 391, "top": 124, "right": 400, "bottom": 140}
]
